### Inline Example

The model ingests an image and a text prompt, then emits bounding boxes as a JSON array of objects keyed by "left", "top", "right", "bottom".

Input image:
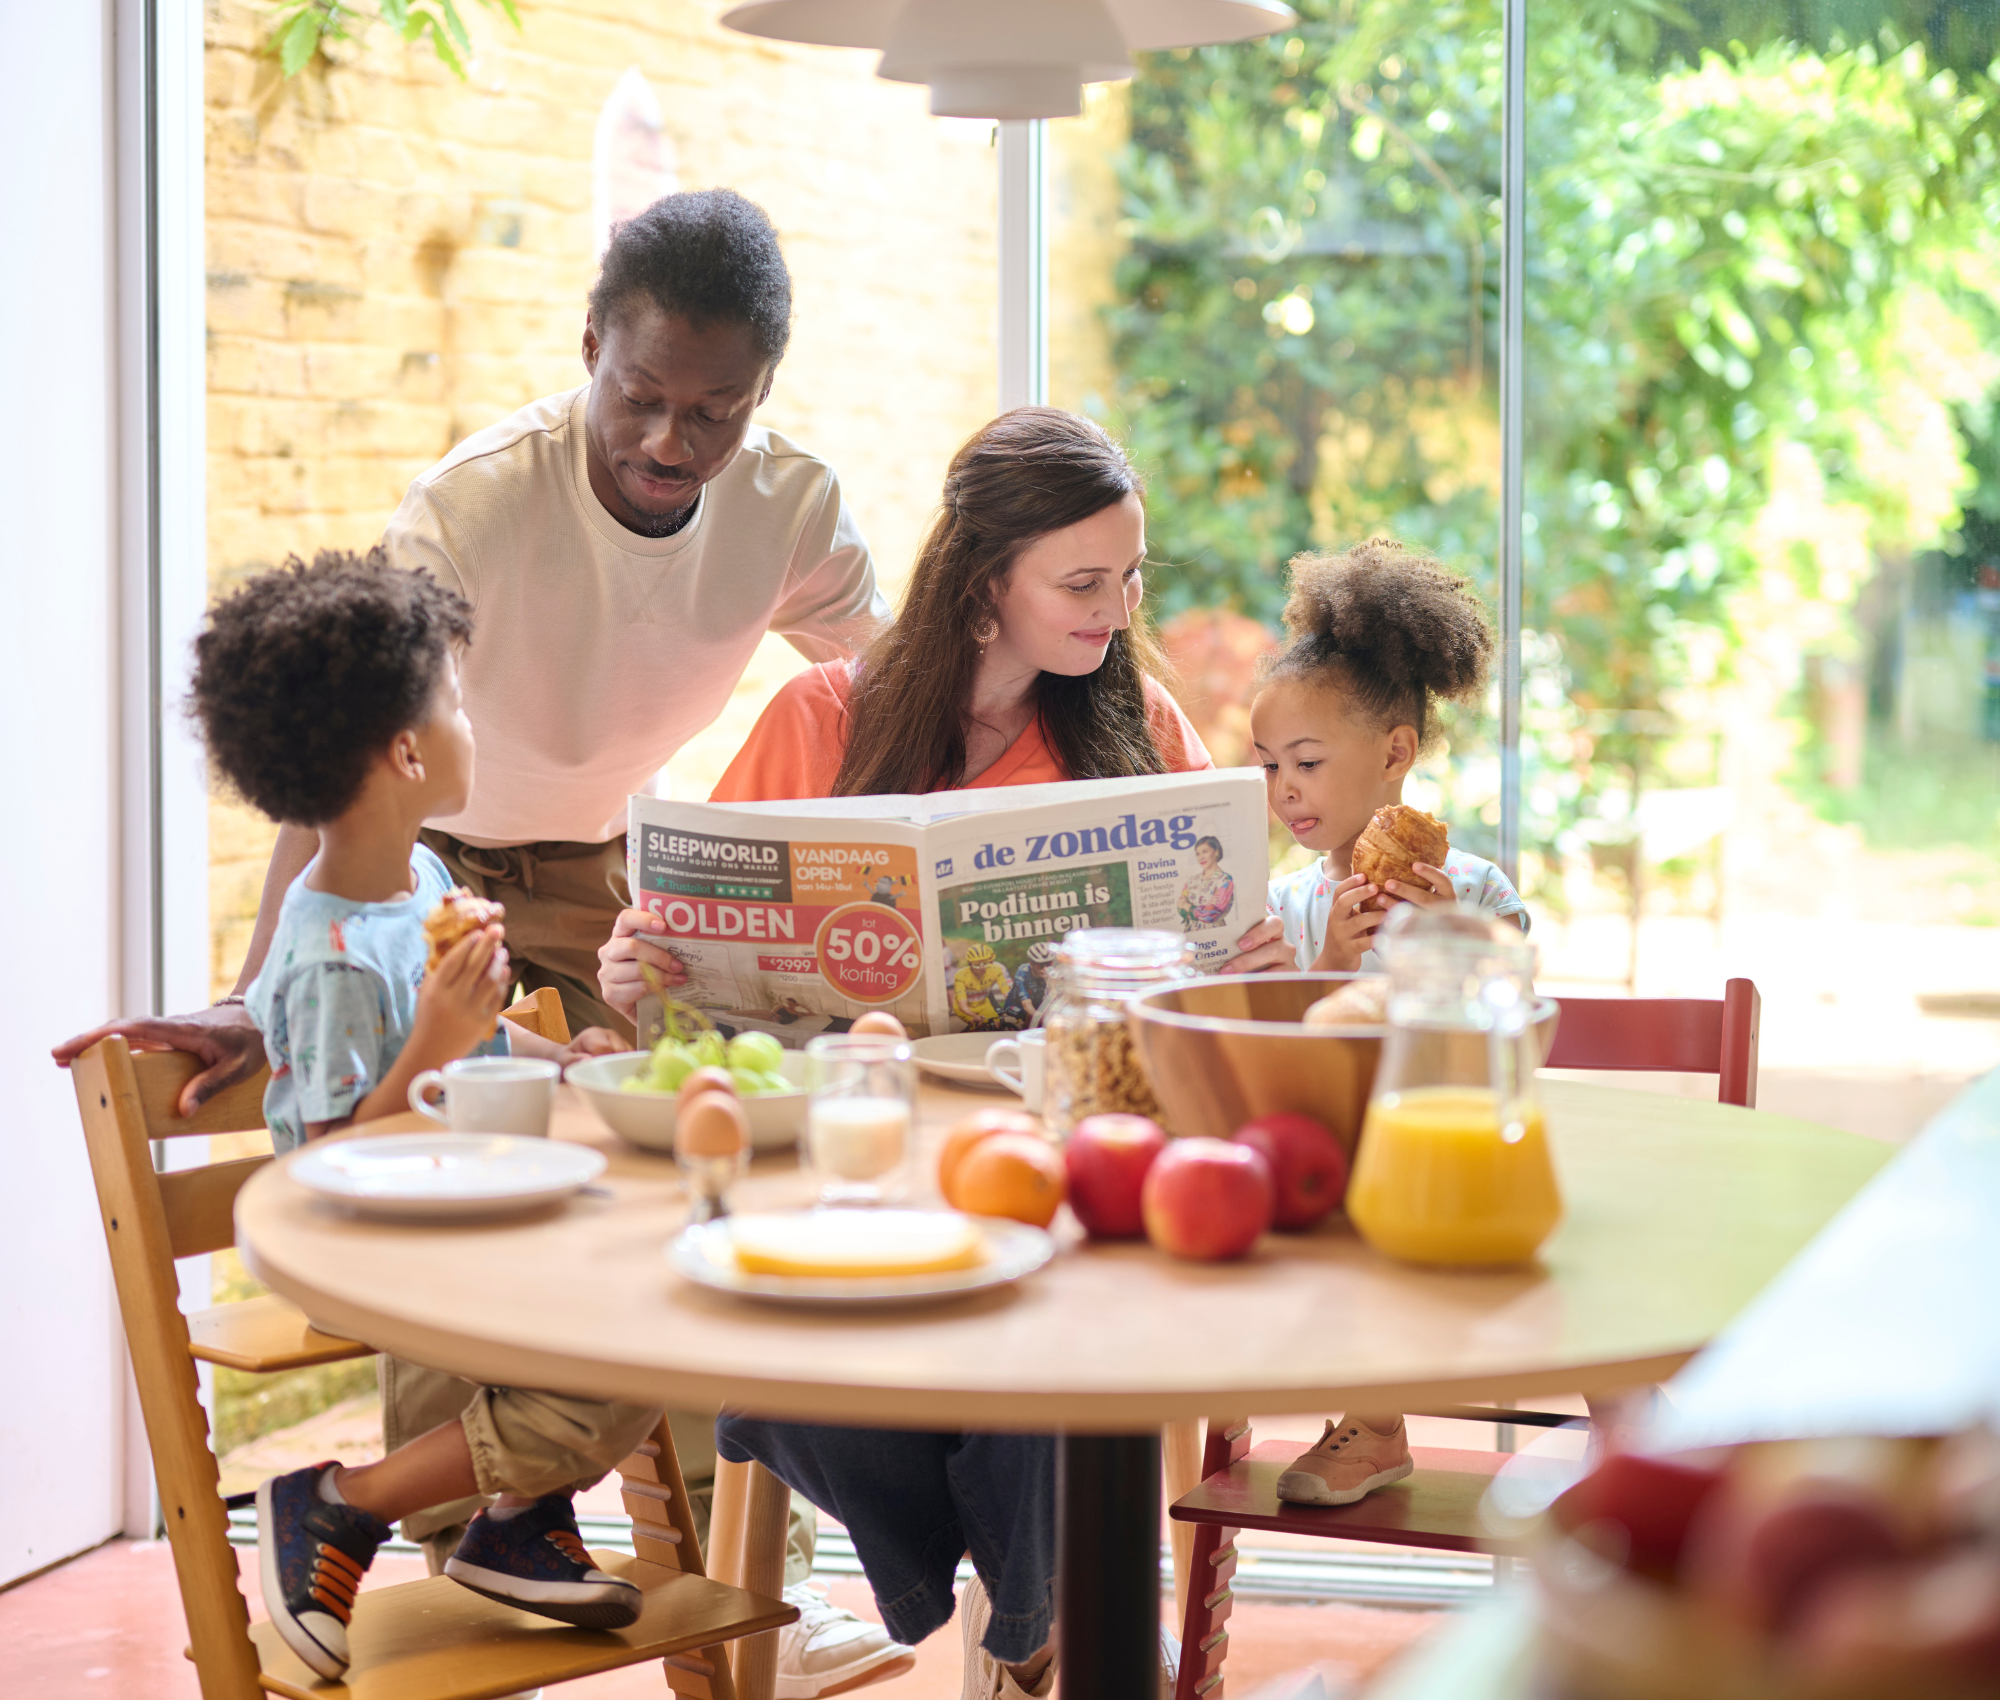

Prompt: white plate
[
  {"left": 289, "top": 1133, "right": 606, "bottom": 1221},
  {"left": 568, "top": 1050, "right": 808, "bottom": 1153},
  {"left": 669, "top": 1213, "right": 1055, "bottom": 1306},
  {"left": 910, "top": 1031, "right": 1018, "bottom": 1088}
]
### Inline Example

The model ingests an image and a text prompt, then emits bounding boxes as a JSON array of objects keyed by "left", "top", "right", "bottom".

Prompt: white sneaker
[
  {"left": 777, "top": 1581, "right": 917, "bottom": 1698},
  {"left": 959, "top": 1573, "right": 1053, "bottom": 1700},
  {"left": 957, "top": 1573, "right": 1176, "bottom": 1700}
]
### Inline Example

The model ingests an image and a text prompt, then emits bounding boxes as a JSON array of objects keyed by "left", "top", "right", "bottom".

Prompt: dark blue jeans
[{"left": 714, "top": 1416, "right": 1056, "bottom": 1662}]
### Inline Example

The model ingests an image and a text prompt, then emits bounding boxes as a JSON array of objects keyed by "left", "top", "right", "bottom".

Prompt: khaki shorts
[
  {"left": 383, "top": 1360, "right": 817, "bottom": 1582},
  {"left": 420, "top": 829, "right": 634, "bottom": 1043}
]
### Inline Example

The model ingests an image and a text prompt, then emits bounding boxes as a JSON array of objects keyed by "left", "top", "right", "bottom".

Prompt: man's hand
[
  {"left": 411, "top": 925, "right": 510, "bottom": 1059},
  {"left": 1379, "top": 862, "right": 1457, "bottom": 910},
  {"left": 1216, "top": 915, "right": 1297, "bottom": 976},
  {"left": 553, "top": 1027, "right": 628, "bottom": 1070},
  {"left": 51, "top": 1004, "right": 268, "bottom": 1118},
  {"left": 597, "top": 908, "right": 691, "bottom": 1021},
  {"left": 1311, "top": 875, "right": 1386, "bottom": 972}
]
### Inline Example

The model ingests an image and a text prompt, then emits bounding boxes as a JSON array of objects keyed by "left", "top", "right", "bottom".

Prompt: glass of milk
[{"left": 803, "top": 1034, "right": 917, "bottom": 1207}]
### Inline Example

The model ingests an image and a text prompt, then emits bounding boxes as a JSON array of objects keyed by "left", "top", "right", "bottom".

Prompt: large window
[
  {"left": 1049, "top": 0, "right": 2000, "bottom": 1136},
  {"left": 198, "top": 0, "right": 996, "bottom": 1463},
  {"left": 203, "top": 0, "right": 997, "bottom": 990}
]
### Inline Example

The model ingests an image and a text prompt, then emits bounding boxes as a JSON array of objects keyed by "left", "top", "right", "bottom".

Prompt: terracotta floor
[{"left": 0, "top": 1536, "right": 1444, "bottom": 1698}]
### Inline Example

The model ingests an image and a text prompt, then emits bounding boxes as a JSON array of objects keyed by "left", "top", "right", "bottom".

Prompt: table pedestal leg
[{"left": 1058, "top": 1432, "right": 1160, "bottom": 1700}]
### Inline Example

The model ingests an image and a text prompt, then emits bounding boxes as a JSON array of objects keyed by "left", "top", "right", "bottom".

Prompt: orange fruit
[
  {"left": 939, "top": 1109, "right": 1042, "bottom": 1206},
  {"left": 952, "top": 1131, "right": 1066, "bottom": 1228}
]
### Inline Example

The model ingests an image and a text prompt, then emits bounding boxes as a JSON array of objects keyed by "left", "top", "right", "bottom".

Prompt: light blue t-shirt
[{"left": 246, "top": 843, "right": 507, "bottom": 1152}]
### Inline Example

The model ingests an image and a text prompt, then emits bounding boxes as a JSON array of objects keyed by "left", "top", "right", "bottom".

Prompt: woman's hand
[
  {"left": 1310, "top": 875, "right": 1385, "bottom": 973},
  {"left": 554, "top": 1027, "right": 628, "bottom": 1070},
  {"left": 597, "top": 908, "right": 691, "bottom": 1021},
  {"left": 1379, "top": 862, "right": 1456, "bottom": 910},
  {"left": 1216, "top": 915, "right": 1296, "bottom": 975},
  {"left": 412, "top": 924, "right": 510, "bottom": 1058}
]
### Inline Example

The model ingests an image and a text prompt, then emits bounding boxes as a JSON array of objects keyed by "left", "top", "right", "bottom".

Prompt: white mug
[
  {"left": 984, "top": 1031, "right": 1047, "bottom": 1114},
  {"left": 408, "top": 1057, "right": 561, "bottom": 1137}
]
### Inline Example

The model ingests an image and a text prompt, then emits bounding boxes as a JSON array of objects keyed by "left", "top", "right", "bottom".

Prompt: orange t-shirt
[{"left": 710, "top": 660, "right": 1213, "bottom": 802}]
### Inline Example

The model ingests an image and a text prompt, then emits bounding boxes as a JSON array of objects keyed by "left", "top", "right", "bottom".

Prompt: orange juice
[{"left": 1347, "top": 1086, "right": 1562, "bottom": 1266}]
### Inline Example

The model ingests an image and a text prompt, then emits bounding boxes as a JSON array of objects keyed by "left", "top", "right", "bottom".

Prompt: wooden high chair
[
  {"left": 1168, "top": 982, "right": 1763, "bottom": 1699},
  {"left": 72, "top": 1021, "right": 791, "bottom": 1700}
]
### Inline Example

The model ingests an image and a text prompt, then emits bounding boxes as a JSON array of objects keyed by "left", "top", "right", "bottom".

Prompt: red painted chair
[{"left": 1169, "top": 979, "right": 1762, "bottom": 1699}]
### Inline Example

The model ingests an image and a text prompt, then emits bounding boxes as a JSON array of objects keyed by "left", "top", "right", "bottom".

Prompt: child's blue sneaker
[
  {"left": 256, "top": 1462, "right": 391, "bottom": 1679},
  {"left": 444, "top": 1494, "right": 642, "bottom": 1629}
]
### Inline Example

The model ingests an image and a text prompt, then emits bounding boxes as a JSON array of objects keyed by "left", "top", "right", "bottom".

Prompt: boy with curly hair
[{"left": 191, "top": 549, "right": 655, "bottom": 1680}]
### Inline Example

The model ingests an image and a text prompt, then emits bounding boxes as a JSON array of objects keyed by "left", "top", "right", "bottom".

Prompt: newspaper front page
[{"left": 627, "top": 768, "right": 1269, "bottom": 1042}]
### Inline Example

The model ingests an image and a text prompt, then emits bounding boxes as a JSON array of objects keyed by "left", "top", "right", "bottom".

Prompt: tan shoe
[{"left": 1274, "top": 1415, "right": 1414, "bottom": 1506}]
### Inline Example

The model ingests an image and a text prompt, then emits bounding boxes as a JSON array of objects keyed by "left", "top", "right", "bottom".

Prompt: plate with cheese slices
[{"left": 669, "top": 1208, "right": 1055, "bottom": 1305}]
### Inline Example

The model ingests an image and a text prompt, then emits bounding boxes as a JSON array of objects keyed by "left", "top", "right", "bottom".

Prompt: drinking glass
[{"left": 803, "top": 1034, "right": 916, "bottom": 1207}]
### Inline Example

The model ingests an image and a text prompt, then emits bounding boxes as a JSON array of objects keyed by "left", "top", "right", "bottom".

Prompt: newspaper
[{"left": 626, "top": 768, "right": 1269, "bottom": 1042}]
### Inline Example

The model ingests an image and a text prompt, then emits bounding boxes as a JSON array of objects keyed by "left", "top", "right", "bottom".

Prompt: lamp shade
[{"left": 721, "top": 0, "right": 1297, "bottom": 118}]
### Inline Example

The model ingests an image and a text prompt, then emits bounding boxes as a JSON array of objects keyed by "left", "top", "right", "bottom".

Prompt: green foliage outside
[
  {"left": 265, "top": 0, "right": 520, "bottom": 80},
  {"left": 1106, "top": 0, "right": 2000, "bottom": 885}
]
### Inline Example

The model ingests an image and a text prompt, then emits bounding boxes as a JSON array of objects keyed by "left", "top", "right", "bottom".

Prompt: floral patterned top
[
  {"left": 246, "top": 844, "right": 508, "bottom": 1151},
  {"left": 1266, "top": 849, "right": 1528, "bottom": 973}
]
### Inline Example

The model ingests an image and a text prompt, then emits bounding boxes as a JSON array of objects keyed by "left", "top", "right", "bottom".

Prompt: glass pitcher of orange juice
[{"left": 1346, "top": 908, "right": 1561, "bottom": 1267}]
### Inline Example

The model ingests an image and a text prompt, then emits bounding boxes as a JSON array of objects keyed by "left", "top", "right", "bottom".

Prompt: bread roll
[
  {"left": 423, "top": 886, "right": 505, "bottom": 970},
  {"left": 1303, "top": 977, "right": 1389, "bottom": 1027},
  {"left": 1351, "top": 805, "right": 1449, "bottom": 902}
]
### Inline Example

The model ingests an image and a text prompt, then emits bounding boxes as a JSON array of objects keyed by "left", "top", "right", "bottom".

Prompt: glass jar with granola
[{"left": 1042, "top": 928, "right": 1191, "bottom": 1136}]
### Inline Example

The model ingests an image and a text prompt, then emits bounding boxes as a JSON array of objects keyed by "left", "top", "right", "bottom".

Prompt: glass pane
[
  {"left": 1048, "top": 6, "right": 1505, "bottom": 880},
  {"left": 205, "top": 12, "right": 997, "bottom": 993},
  {"left": 1523, "top": 0, "right": 2000, "bottom": 1134}
]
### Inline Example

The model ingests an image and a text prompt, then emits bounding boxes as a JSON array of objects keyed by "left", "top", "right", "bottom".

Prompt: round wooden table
[{"left": 237, "top": 1076, "right": 1886, "bottom": 1698}]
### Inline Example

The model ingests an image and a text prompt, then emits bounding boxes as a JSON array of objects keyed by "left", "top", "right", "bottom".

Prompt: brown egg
[
  {"left": 676, "top": 1092, "right": 747, "bottom": 1160},
  {"left": 850, "top": 1011, "right": 908, "bottom": 1039},
  {"left": 678, "top": 1066, "right": 737, "bottom": 1104}
]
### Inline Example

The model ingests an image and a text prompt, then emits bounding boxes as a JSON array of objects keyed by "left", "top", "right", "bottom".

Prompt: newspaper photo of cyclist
[{"left": 940, "top": 861, "right": 1131, "bottom": 1031}]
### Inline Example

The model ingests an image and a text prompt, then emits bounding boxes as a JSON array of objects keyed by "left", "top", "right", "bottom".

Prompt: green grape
[
  {"left": 727, "top": 1031, "right": 785, "bottom": 1074},
  {"left": 694, "top": 1032, "right": 727, "bottom": 1069}
]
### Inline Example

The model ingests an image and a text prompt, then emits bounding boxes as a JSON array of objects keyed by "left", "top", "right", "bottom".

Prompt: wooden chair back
[
  {"left": 72, "top": 1037, "right": 284, "bottom": 1696},
  {"left": 1544, "top": 978, "right": 1761, "bottom": 1107},
  {"left": 501, "top": 985, "right": 571, "bottom": 1045},
  {"left": 72, "top": 1032, "right": 787, "bottom": 1698}
]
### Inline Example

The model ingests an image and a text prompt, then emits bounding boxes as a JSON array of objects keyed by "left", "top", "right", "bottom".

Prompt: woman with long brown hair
[
  {"left": 723, "top": 403, "right": 1205, "bottom": 801},
  {"left": 596, "top": 408, "right": 1200, "bottom": 1699}
]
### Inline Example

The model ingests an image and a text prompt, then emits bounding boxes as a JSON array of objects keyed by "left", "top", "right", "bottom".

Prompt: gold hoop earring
[{"left": 974, "top": 618, "right": 999, "bottom": 649}]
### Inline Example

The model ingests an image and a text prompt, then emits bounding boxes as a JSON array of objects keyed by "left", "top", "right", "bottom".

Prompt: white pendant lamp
[{"left": 720, "top": 0, "right": 1297, "bottom": 119}]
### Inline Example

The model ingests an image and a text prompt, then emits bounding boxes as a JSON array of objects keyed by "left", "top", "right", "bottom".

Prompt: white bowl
[{"left": 567, "top": 1050, "right": 809, "bottom": 1153}]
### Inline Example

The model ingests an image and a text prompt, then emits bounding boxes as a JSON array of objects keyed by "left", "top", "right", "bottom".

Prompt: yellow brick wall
[{"left": 203, "top": 0, "right": 1001, "bottom": 992}]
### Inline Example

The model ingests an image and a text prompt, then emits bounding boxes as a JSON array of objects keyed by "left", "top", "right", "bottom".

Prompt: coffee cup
[
  {"left": 408, "top": 1056, "right": 561, "bottom": 1137},
  {"left": 984, "top": 1031, "right": 1047, "bottom": 1113}
]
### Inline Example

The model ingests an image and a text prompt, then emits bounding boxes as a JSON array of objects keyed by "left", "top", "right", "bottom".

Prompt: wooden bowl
[{"left": 1125, "top": 972, "right": 1560, "bottom": 1150}]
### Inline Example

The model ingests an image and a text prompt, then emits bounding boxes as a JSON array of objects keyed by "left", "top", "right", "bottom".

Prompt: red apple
[
  {"left": 1065, "top": 1114, "right": 1169, "bottom": 1239},
  {"left": 1551, "top": 1452, "right": 1728, "bottom": 1581},
  {"left": 1231, "top": 1113, "right": 1348, "bottom": 1230},
  {"left": 1142, "top": 1137, "right": 1275, "bottom": 1261}
]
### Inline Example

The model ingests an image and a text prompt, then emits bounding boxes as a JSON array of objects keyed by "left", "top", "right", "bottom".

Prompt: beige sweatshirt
[{"left": 382, "top": 385, "right": 889, "bottom": 846}]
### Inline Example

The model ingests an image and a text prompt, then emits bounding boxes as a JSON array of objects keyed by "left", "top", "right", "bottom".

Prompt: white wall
[
  {"left": 0, "top": 0, "right": 126, "bottom": 1584},
  {"left": 0, "top": 0, "right": 207, "bottom": 1585}
]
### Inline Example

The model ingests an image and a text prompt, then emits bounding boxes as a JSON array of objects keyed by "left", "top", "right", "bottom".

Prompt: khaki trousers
[{"left": 384, "top": 1357, "right": 815, "bottom": 1584}]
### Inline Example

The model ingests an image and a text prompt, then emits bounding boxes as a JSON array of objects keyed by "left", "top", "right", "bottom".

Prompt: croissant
[
  {"left": 1351, "top": 805, "right": 1449, "bottom": 903},
  {"left": 423, "top": 886, "right": 506, "bottom": 971}
]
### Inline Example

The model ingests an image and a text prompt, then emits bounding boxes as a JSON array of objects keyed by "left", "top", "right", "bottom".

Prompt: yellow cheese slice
[{"left": 729, "top": 1210, "right": 987, "bottom": 1278}]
